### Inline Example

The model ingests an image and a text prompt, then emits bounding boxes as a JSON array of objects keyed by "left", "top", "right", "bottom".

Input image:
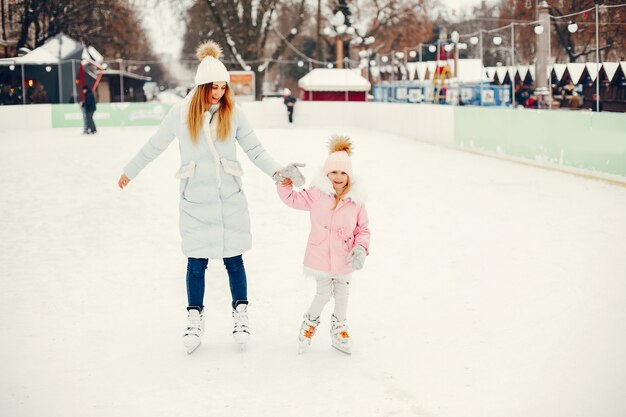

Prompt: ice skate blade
[
  {"left": 183, "top": 335, "right": 201, "bottom": 354},
  {"left": 332, "top": 343, "right": 352, "bottom": 355},
  {"left": 233, "top": 333, "right": 250, "bottom": 347},
  {"left": 298, "top": 339, "right": 311, "bottom": 354}
]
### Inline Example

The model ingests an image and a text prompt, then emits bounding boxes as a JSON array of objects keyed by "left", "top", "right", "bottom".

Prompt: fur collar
[{"left": 309, "top": 169, "right": 366, "bottom": 204}]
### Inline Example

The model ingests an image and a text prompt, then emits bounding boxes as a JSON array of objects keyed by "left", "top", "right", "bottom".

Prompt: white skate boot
[
  {"left": 232, "top": 304, "right": 250, "bottom": 348},
  {"left": 330, "top": 314, "right": 352, "bottom": 355},
  {"left": 182, "top": 309, "right": 204, "bottom": 354},
  {"left": 298, "top": 313, "right": 320, "bottom": 354}
]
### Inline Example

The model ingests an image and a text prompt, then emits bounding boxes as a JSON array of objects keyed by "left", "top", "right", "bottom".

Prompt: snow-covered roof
[
  {"left": 552, "top": 64, "right": 567, "bottom": 81},
  {"left": 601, "top": 62, "right": 619, "bottom": 82},
  {"left": 566, "top": 63, "right": 586, "bottom": 84},
  {"left": 2, "top": 33, "right": 102, "bottom": 67},
  {"left": 585, "top": 63, "right": 599, "bottom": 81},
  {"left": 416, "top": 62, "right": 428, "bottom": 81},
  {"left": 84, "top": 46, "right": 104, "bottom": 64},
  {"left": 10, "top": 33, "right": 90, "bottom": 65},
  {"left": 16, "top": 47, "right": 59, "bottom": 64},
  {"left": 298, "top": 69, "right": 370, "bottom": 92},
  {"left": 103, "top": 69, "right": 152, "bottom": 81},
  {"left": 367, "top": 60, "right": 624, "bottom": 86}
]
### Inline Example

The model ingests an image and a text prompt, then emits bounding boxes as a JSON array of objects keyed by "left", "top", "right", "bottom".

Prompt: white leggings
[{"left": 307, "top": 274, "right": 350, "bottom": 321}]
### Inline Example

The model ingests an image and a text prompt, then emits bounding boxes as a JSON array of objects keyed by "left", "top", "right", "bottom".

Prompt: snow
[
  {"left": 1, "top": 125, "right": 626, "bottom": 417},
  {"left": 298, "top": 69, "right": 371, "bottom": 91}
]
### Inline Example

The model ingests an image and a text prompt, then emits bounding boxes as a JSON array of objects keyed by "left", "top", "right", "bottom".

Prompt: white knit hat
[
  {"left": 323, "top": 135, "right": 353, "bottom": 177},
  {"left": 194, "top": 40, "right": 230, "bottom": 86}
]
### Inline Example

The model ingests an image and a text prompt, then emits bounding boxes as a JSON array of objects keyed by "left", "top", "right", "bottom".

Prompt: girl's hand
[
  {"left": 282, "top": 178, "right": 293, "bottom": 186},
  {"left": 118, "top": 174, "right": 131, "bottom": 189}
]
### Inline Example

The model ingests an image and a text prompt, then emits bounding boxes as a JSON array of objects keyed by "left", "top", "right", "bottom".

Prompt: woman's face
[
  {"left": 327, "top": 170, "right": 349, "bottom": 192},
  {"left": 211, "top": 82, "right": 227, "bottom": 104}
]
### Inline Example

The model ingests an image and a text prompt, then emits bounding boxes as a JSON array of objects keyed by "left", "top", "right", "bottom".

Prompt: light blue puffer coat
[{"left": 123, "top": 102, "right": 280, "bottom": 259}]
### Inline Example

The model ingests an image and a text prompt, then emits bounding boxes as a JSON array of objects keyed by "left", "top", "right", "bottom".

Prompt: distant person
[
  {"left": 516, "top": 85, "right": 532, "bottom": 108},
  {"left": 276, "top": 135, "right": 371, "bottom": 355},
  {"left": 30, "top": 82, "right": 49, "bottom": 104},
  {"left": 283, "top": 88, "right": 297, "bottom": 123},
  {"left": 81, "top": 85, "right": 97, "bottom": 134},
  {"left": 591, "top": 94, "right": 603, "bottom": 112},
  {"left": 117, "top": 40, "right": 304, "bottom": 354},
  {"left": 561, "top": 80, "right": 581, "bottom": 108}
]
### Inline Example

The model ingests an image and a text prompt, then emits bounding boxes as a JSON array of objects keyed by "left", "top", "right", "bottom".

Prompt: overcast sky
[{"left": 442, "top": 0, "right": 483, "bottom": 12}]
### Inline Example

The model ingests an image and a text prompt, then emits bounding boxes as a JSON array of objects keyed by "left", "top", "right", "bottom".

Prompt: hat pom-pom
[
  {"left": 328, "top": 135, "right": 352, "bottom": 155},
  {"left": 196, "top": 40, "right": 223, "bottom": 61}
]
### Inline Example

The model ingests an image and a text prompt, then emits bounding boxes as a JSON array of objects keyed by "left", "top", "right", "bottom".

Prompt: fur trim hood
[{"left": 309, "top": 168, "right": 367, "bottom": 204}]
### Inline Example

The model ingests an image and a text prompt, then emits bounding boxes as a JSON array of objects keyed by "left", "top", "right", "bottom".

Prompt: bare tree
[
  {"left": 348, "top": 0, "right": 436, "bottom": 52},
  {"left": 182, "top": 0, "right": 308, "bottom": 100},
  {"left": 498, "top": 0, "right": 625, "bottom": 64},
  {"left": 10, "top": 0, "right": 172, "bottom": 83}
]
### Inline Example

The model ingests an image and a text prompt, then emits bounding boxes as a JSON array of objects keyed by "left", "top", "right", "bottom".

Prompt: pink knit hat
[{"left": 323, "top": 135, "right": 353, "bottom": 177}]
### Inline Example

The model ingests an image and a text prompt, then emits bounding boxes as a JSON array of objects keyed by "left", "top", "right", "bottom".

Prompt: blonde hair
[
  {"left": 187, "top": 83, "right": 234, "bottom": 144},
  {"left": 332, "top": 177, "right": 351, "bottom": 209}
]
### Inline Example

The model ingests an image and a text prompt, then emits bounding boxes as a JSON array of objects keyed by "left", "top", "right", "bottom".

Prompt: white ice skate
[
  {"left": 182, "top": 309, "right": 204, "bottom": 354},
  {"left": 232, "top": 303, "right": 250, "bottom": 348},
  {"left": 330, "top": 315, "right": 352, "bottom": 355},
  {"left": 297, "top": 313, "right": 320, "bottom": 354}
]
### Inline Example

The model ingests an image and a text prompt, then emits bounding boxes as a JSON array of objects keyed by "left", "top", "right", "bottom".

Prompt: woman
[{"left": 117, "top": 40, "right": 303, "bottom": 354}]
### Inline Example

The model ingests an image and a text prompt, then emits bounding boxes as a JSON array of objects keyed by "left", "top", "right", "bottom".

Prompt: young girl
[
  {"left": 276, "top": 136, "right": 370, "bottom": 354},
  {"left": 117, "top": 40, "right": 303, "bottom": 354}
]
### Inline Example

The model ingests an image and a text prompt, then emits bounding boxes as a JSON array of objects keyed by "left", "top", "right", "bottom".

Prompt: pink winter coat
[{"left": 276, "top": 173, "right": 370, "bottom": 276}]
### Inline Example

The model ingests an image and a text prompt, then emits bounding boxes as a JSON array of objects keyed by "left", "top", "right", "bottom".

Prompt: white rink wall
[
  {"left": 0, "top": 104, "right": 52, "bottom": 130},
  {"left": 242, "top": 100, "right": 455, "bottom": 146},
  {"left": 2, "top": 101, "right": 623, "bottom": 182},
  {"left": 0, "top": 101, "right": 455, "bottom": 147}
]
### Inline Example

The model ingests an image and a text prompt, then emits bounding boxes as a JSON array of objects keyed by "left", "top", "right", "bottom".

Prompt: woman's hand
[
  {"left": 118, "top": 174, "right": 131, "bottom": 189},
  {"left": 281, "top": 178, "right": 293, "bottom": 186}
]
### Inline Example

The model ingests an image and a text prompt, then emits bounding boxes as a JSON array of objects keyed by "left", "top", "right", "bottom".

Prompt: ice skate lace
[
  {"left": 233, "top": 311, "right": 249, "bottom": 334},
  {"left": 303, "top": 325, "right": 316, "bottom": 339},
  {"left": 332, "top": 324, "right": 350, "bottom": 340},
  {"left": 185, "top": 314, "right": 203, "bottom": 336}
]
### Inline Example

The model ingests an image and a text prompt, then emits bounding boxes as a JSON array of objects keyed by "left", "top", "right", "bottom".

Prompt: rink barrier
[
  {"left": 50, "top": 103, "right": 174, "bottom": 128},
  {"left": 0, "top": 102, "right": 623, "bottom": 181},
  {"left": 453, "top": 106, "right": 626, "bottom": 179}
]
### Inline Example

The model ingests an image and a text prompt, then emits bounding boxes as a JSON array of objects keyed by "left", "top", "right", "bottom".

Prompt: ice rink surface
[{"left": 1, "top": 125, "right": 625, "bottom": 417}]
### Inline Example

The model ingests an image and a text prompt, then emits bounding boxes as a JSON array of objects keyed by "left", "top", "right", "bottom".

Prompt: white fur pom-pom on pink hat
[
  {"left": 194, "top": 40, "right": 230, "bottom": 86},
  {"left": 323, "top": 135, "right": 353, "bottom": 177}
]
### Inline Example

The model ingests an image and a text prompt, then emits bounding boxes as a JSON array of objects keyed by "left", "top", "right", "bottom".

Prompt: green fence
[
  {"left": 454, "top": 107, "right": 626, "bottom": 178},
  {"left": 51, "top": 103, "right": 173, "bottom": 128}
]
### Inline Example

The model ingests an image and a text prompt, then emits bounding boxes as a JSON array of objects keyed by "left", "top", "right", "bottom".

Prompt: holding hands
[
  {"left": 347, "top": 245, "right": 367, "bottom": 271},
  {"left": 273, "top": 163, "right": 306, "bottom": 187}
]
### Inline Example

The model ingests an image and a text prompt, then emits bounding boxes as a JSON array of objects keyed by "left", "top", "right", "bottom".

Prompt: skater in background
[
  {"left": 276, "top": 135, "right": 370, "bottom": 355},
  {"left": 283, "top": 88, "right": 296, "bottom": 124},
  {"left": 117, "top": 40, "right": 304, "bottom": 354},
  {"left": 81, "top": 85, "right": 97, "bottom": 134}
]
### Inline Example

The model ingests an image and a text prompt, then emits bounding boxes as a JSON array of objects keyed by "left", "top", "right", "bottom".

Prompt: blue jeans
[{"left": 186, "top": 255, "right": 248, "bottom": 311}]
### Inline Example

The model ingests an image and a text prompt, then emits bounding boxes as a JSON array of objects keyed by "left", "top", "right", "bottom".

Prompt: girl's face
[
  {"left": 327, "top": 170, "right": 349, "bottom": 192},
  {"left": 210, "top": 82, "right": 227, "bottom": 104}
]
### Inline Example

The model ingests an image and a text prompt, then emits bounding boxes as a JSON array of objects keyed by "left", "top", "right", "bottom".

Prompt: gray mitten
[
  {"left": 347, "top": 245, "right": 367, "bottom": 271},
  {"left": 273, "top": 162, "right": 306, "bottom": 187}
]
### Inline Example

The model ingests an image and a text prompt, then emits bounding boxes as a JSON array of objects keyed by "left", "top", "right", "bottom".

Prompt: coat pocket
[
  {"left": 220, "top": 158, "right": 243, "bottom": 191},
  {"left": 176, "top": 161, "right": 196, "bottom": 196},
  {"left": 220, "top": 158, "right": 243, "bottom": 177}
]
